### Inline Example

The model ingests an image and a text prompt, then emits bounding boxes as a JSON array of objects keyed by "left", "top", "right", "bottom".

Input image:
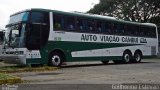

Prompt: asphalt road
[
  {"left": 7, "top": 59, "right": 160, "bottom": 90},
  {"left": 11, "top": 59, "right": 160, "bottom": 84}
]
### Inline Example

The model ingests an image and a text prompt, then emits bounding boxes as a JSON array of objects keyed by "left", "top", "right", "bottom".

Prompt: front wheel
[
  {"left": 123, "top": 51, "right": 132, "bottom": 63},
  {"left": 48, "top": 52, "right": 64, "bottom": 67}
]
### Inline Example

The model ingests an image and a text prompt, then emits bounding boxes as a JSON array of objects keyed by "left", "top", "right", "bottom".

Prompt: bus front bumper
[{"left": 1, "top": 54, "right": 26, "bottom": 65}]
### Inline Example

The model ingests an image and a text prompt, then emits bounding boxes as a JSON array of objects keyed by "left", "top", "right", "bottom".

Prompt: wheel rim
[
  {"left": 135, "top": 54, "right": 141, "bottom": 62},
  {"left": 124, "top": 54, "right": 130, "bottom": 62},
  {"left": 51, "top": 55, "right": 60, "bottom": 66}
]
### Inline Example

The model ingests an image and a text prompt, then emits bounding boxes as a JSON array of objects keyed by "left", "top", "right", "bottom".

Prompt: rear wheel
[
  {"left": 101, "top": 60, "right": 109, "bottom": 64},
  {"left": 133, "top": 52, "right": 142, "bottom": 63},
  {"left": 48, "top": 52, "right": 64, "bottom": 67}
]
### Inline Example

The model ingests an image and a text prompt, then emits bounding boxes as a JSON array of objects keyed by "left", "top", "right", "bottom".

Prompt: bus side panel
[{"left": 44, "top": 41, "right": 141, "bottom": 62}]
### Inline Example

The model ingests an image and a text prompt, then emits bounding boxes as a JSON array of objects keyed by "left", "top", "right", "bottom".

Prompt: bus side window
[
  {"left": 131, "top": 25, "right": 138, "bottom": 36},
  {"left": 108, "top": 23, "right": 113, "bottom": 34},
  {"left": 109, "top": 23, "right": 113, "bottom": 34},
  {"left": 113, "top": 24, "right": 118, "bottom": 34},
  {"left": 116, "top": 24, "right": 121, "bottom": 34},
  {"left": 53, "top": 15, "right": 63, "bottom": 30},
  {"left": 96, "top": 21, "right": 102, "bottom": 32},
  {"left": 86, "top": 20, "right": 95, "bottom": 32},
  {"left": 122, "top": 25, "right": 129, "bottom": 35},
  {"left": 102, "top": 22, "right": 110, "bottom": 33},
  {"left": 149, "top": 27, "right": 156, "bottom": 38},
  {"left": 139, "top": 26, "right": 145, "bottom": 36},
  {"left": 76, "top": 18, "right": 84, "bottom": 31},
  {"left": 144, "top": 27, "right": 149, "bottom": 37},
  {"left": 117, "top": 24, "right": 124, "bottom": 35},
  {"left": 66, "top": 16, "right": 75, "bottom": 31},
  {"left": 143, "top": 26, "right": 151, "bottom": 37},
  {"left": 134, "top": 26, "right": 140, "bottom": 36}
]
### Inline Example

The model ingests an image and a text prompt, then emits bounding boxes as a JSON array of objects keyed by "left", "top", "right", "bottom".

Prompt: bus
[{"left": 1, "top": 8, "right": 158, "bottom": 66}]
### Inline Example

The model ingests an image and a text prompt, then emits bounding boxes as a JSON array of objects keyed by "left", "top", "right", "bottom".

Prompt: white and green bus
[{"left": 1, "top": 8, "right": 159, "bottom": 66}]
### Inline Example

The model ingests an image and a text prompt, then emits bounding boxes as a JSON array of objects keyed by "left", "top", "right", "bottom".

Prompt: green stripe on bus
[{"left": 47, "top": 41, "right": 141, "bottom": 52}]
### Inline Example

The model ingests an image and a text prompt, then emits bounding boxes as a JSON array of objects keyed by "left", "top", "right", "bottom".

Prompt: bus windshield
[
  {"left": 5, "top": 11, "right": 29, "bottom": 48},
  {"left": 5, "top": 11, "right": 49, "bottom": 50},
  {"left": 5, "top": 24, "right": 24, "bottom": 48},
  {"left": 9, "top": 12, "right": 29, "bottom": 24}
]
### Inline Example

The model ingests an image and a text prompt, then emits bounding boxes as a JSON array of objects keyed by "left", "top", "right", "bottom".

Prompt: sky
[{"left": 0, "top": 0, "right": 99, "bottom": 29}]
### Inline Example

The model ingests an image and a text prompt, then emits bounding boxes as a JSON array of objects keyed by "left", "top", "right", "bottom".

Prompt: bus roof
[{"left": 11, "top": 8, "right": 157, "bottom": 27}]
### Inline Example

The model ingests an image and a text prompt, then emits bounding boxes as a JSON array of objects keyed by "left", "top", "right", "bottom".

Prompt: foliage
[{"left": 88, "top": 0, "right": 160, "bottom": 25}]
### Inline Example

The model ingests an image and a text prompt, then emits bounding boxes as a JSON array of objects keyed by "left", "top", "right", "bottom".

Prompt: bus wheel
[
  {"left": 101, "top": 60, "right": 109, "bottom": 64},
  {"left": 123, "top": 51, "right": 131, "bottom": 63},
  {"left": 49, "top": 52, "right": 64, "bottom": 67},
  {"left": 133, "top": 52, "right": 142, "bottom": 63}
]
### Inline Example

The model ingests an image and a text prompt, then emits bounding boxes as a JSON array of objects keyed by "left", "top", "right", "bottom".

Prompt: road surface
[{"left": 11, "top": 59, "right": 160, "bottom": 84}]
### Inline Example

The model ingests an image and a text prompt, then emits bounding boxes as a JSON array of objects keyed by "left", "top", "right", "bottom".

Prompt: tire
[
  {"left": 123, "top": 51, "right": 132, "bottom": 63},
  {"left": 133, "top": 52, "right": 142, "bottom": 63},
  {"left": 101, "top": 60, "right": 109, "bottom": 64},
  {"left": 48, "top": 52, "right": 64, "bottom": 67}
]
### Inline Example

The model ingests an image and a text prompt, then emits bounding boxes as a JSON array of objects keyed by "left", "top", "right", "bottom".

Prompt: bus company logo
[
  {"left": 81, "top": 34, "right": 139, "bottom": 44},
  {"left": 140, "top": 38, "right": 147, "bottom": 43}
]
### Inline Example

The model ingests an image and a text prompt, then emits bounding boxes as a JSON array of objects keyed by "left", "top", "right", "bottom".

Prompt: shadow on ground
[{"left": 61, "top": 61, "right": 155, "bottom": 68}]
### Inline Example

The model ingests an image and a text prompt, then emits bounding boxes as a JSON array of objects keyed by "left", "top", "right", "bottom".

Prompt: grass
[
  {"left": 0, "top": 65, "right": 59, "bottom": 73},
  {"left": 0, "top": 64, "right": 59, "bottom": 84},
  {"left": 0, "top": 73, "right": 21, "bottom": 84}
]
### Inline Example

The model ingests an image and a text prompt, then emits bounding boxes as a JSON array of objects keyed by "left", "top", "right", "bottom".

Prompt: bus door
[{"left": 26, "top": 11, "right": 49, "bottom": 50}]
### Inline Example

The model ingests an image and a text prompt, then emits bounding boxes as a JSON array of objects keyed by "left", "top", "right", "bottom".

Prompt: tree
[{"left": 88, "top": 0, "right": 160, "bottom": 24}]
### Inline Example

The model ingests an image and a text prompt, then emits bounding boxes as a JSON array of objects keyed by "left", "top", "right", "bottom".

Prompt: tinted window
[
  {"left": 149, "top": 27, "right": 157, "bottom": 38},
  {"left": 76, "top": 18, "right": 85, "bottom": 30},
  {"left": 113, "top": 23, "right": 118, "bottom": 34},
  {"left": 96, "top": 21, "right": 103, "bottom": 32},
  {"left": 53, "top": 15, "right": 64, "bottom": 30},
  {"left": 139, "top": 26, "right": 145, "bottom": 36},
  {"left": 117, "top": 24, "right": 123, "bottom": 34},
  {"left": 30, "top": 12, "right": 49, "bottom": 23},
  {"left": 123, "top": 25, "right": 128, "bottom": 35},
  {"left": 102, "top": 22, "right": 110, "bottom": 33},
  {"left": 86, "top": 20, "right": 95, "bottom": 31},
  {"left": 65, "top": 16, "right": 75, "bottom": 30}
]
